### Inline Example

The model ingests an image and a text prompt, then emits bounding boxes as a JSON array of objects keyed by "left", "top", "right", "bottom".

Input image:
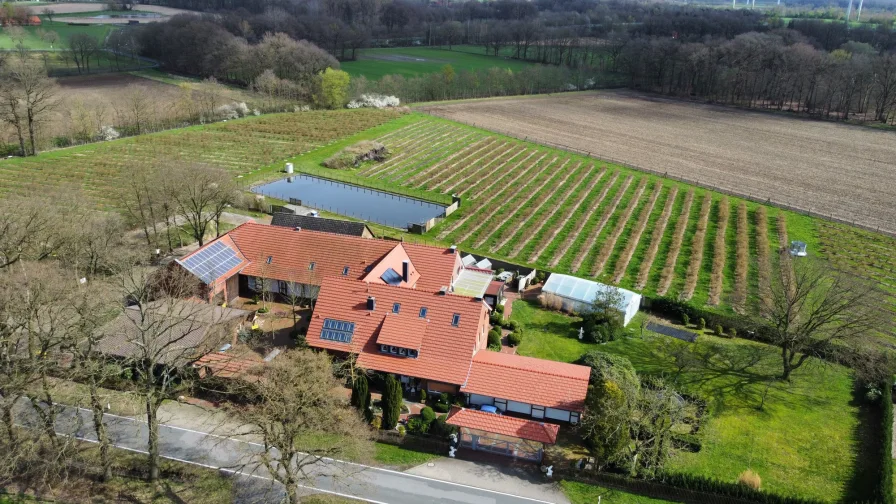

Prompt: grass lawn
[
  {"left": 0, "top": 21, "right": 112, "bottom": 50},
  {"left": 511, "top": 300, "right": 867, "bottom": 502},
  {"left": 374, "top": 442, "right": 439, "bottom": 468},
  {"left": 560, "top": 481, "right": 678, "bottom": 504},
  {"left": 341, "top": 47, "right": 532, "bottom": 80}
]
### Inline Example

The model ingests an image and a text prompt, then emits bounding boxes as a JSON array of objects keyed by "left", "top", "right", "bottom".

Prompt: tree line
[{"left": 616, "top": 31, "right": 896, "bottom": 123}]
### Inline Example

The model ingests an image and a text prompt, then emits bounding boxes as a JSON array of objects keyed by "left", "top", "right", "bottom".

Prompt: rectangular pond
[{"left": 253, "top": 174, "right": 447, "bottom": 229}]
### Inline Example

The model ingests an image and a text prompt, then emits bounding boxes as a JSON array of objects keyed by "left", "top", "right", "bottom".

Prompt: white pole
[
  {"left": 856, "top": 0, "right": 864, "bottom": 21},
  {"left": 845, "top": 0, "right": 853, "bottom": 22}
]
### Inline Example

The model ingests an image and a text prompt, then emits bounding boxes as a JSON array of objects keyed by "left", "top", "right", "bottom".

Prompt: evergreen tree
[
  {"left": 351, "top": 374, "right": 369, "bottom": 411},
  {"left": 380, "top": 375, "right": 402, "bottom": 430}
]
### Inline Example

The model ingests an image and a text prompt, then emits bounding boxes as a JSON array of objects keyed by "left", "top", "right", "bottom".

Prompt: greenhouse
[{"left": 541, "top": 273, "right": 642, "bottom": 326}]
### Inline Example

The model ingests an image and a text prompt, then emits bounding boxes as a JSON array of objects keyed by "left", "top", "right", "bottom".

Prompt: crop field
[
  {"left": 313, "top": 113, "right": 896, "bottom": 339},
  {"left": 340, "top": 47, "right": 532, "bottom": 80},
  {"left": 0, "top": 108, "right": 401, "bottom": 209},
  {"left": 421, "top": 90, "right": 896, "bottom": 237}
]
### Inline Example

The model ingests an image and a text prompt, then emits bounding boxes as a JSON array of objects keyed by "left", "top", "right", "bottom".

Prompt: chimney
[
  {"left": 402, "top": 260, "right": 409, "bottom": 282},
  {"left": 438, "top": 286, "right": 448, "bottom": 296},
  {"left": 449, "top": 245, "right": 457, "bottom": 253},
  {"left": 367, "top": 296, "right": 376, "bottom": 311},
  {"left": 294, "top": 226, "right": 302, "bottom": 231}
]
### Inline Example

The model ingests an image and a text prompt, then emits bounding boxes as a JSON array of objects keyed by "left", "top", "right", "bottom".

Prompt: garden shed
[{"left": 541, "top": 273, "right": 641, "bottom": 326}]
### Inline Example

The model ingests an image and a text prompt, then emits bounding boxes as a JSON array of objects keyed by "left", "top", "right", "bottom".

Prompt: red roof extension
[
  {"left": 461, "top": 352, "right": 591, "bottom": 412},
  {"left": 446, "top": 407, "right": 560, "bottom": 445},
  {"left": 307, "top": 277, "right": 490, "bottom": 386},
  {"left": 187, "top": 222, "right": 460, "bottom": 292}
]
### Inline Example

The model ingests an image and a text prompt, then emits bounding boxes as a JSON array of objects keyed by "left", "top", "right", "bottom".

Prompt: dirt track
[{"left": 422, "top": 90, "right": 896, "bottom": 235}]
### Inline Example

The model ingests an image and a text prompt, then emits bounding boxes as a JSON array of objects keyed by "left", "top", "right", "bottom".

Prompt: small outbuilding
[
  {"left": 447, "top": 407, "right": 559, "bottom": 463},
  {"left": 541, "top": 273, "right": 641, "bottom": 326}
]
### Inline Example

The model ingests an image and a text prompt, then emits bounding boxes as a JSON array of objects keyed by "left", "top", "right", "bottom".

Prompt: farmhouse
[
  {"left": 542, "top": 273, "right": 642, "bottom": 326},
  {"left": 308, "top": 277, "right": 589, "bottom": 425},
  {"left": 175, "top": 222, "right": 463, "bottom": 304}
]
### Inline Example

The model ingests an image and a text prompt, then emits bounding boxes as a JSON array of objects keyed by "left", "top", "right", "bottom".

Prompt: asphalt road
[{"left": 15, "top": 400, "right": 559, "bottom": 504}]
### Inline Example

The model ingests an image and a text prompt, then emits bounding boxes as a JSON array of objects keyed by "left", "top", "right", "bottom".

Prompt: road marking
[
  {"left": 67, "top": 403, "right": 559, "bottom": 503},
  {"left": 62, "top": 433, "right": 392, "bottom": 504}
]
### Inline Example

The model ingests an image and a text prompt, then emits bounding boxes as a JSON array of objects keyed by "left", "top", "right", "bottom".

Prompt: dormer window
[
  {"left": 451, "top": 313, "right": 461, "bottom": 326},
  {"left": 408, "top": 349, "right": 418, "bottom": 358},
  {"left": 390, "top": 346, "right": 398, "bottom": 354},
  {"left": 392, "top": 303, "right": 401, "bottom": 314},
  {"left": 309, "top": 262, "right": 316, "bottom": 271},
  {"left": 399, "top": 348, "right": 407, "bottom": 356},
  {"left": 342, "top": 266, "right": 350, "bottom": 276},
  {"left": 419, "top": 307, "right": 428, "bottom": 318}
]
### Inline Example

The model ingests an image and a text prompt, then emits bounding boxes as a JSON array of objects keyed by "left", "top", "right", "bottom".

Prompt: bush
[
  {"left": 488, "top": 329, "right": 502, "bottom": 348},
  {"left": 730, "top": 327, "right": 738, "bottom": 339},
  {"left": 494, "top": 304, "right": 504, "bottom": 315},
  {"left": 737, "top": 469, "right": 761, "bottom": 490},
  {"left": 419, "top": 389, "right": 427, "bottom": 403},
  {"left": 433, "top": 402, "right": 450, "bottom": 413},
  {"left": 489, "top": 313, "right": 503, "bottom": 326},
  {"left": 397, "top": 425, "right": 406, "bottom": 436},
  {"left": 507, "top": 332, "right": 522, "bottom": 347},
  {"left": 420, "top": 406, "right": 436, "bottom": 425},
  {"left": 322, "top": 140, "right": 388, "bottom": 169},
  {"left": 406, "top": 417, "right": 428, "bottom": 434},
  {"left": 430, "top": 414, "right": 458, "bottom": 437},
  {"left": 715, "top": 324, "right": 724, "bottom": 337},
  {"left": 371, "top": 416, "right": 382, "bottom": 429},
  {"left": 257, "top": 307, "right": 269, "bottom": 314},
  {"left": 699, "top": 317, "right": 706, "bottom": 330},
  {"left": 506, "top": 320, "right": 521, "bottom": 331},
  {"left": 439, "top": 393, "right": 450, "bottom": 404},
  {"left": 682, "top": 313, "right": 690, "bottom": 326}
]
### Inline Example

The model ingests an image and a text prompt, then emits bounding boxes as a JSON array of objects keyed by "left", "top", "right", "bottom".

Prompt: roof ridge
[{"left": 327, "top": 276, "right": 483, "bottom": 300}]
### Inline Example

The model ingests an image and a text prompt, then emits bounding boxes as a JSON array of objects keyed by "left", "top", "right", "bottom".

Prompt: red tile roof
[
  {"left": 446, "top": 407, "right": 560, "bottom": 445},
  {"left": 307, "top": 278, "right": 490, "bottom": 385},
  {"left": 376, "top": 314, "right": 428, "bottom": 350},
  {"left": 461, "top": 352, "right": 590, "bottom": 412},
  {"left": 485, "top": 280, "right": 504, "bottom": 297},
  {"left": 200, "top": 222, "right": 459, "bottom": 292},
  {"left": 192, "top": 352, "right": 264, "bottom": 379}
]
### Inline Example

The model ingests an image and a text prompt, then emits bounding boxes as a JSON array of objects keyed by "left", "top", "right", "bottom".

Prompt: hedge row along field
[
  {"left": 0, "top": 109, "right": 401, "bottom": 209},
  {"left": 318, "top": 114, "right": 896, "bottom": 339}
]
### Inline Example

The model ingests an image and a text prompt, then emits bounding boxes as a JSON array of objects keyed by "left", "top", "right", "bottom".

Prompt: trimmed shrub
[
  {"left": 737, "top": 469, "right": 761, "bottom": 490},
  {"left": 507, "top": 332, "right": 522, "bottom": 347},
  {"left": 699, "top": 317, "right": 706, "bottom": 331},
  {"left": 420, "top": 406, "right": 436, "bottom": 425},
  {"left": 494, "top": 304, "right": 504, "bottom": 315},
  {"left": 715, "top": 324, "right": 724, "bottom": 337},
  {"left": 439, "top": 392, "right": 450, "bottom": 404},
  {"left": 407, "top": 417, "right": 428, "bottom": 434},
  {"left": 488, "top": 329, "right": 502, "bottom": 348},
  {"left": 730, "top": 327, "right": 738, "bottom": 339},
  {"left": 397, "top": 425, "right": 406, "bottom": 436},
  {"left": 489, "top": 313, "right": 503, "bottom": 326},
  {"left": 506, "top": 320, "right": 521, "bottom": 331},
  {"left": 419, "top": 389, "right": 427, "bottom": 403},
  {"left": 682, "top": 313, "right": 690, "bottom": 326},
  {"left": 433, "top": 402, "right": 450, "bottom": 413}
]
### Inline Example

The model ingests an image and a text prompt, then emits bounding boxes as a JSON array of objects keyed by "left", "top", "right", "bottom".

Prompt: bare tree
[
  {"left": 41, "top": 7, "right": 55, "bottom": 22},
  {"left": 762, "top": 258, "right": 878, "bottom": 380},
  {"left": 107, "top": 266, "right": 218, "bottom": 482},
  {"left": 0, "top": 59, "right": 58, "bottom": 155},
  {"left": 0, "top": 193, "right": 69, "bottom": 269},
  {"left": 167, "top": 163, "right": 238, "bottom": 246},
  {"left": 226, "top": 350, "right": 374, "bottom": 504},
  {"left": 67, "top": 33, "right": 99, "bottom": 74}
]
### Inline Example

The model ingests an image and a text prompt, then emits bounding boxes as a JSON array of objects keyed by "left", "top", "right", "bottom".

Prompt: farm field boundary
[{"left": 421, "top": 90, "right": 896, "bottom": 238}]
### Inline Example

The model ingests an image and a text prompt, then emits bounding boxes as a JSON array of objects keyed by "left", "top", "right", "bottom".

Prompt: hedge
[{"left": 877, "top": 383, "right": 893, "bottom": 504}]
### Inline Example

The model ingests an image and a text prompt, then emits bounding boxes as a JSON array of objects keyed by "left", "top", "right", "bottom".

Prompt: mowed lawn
[
  {"left": 0, "top": 21, "right": 112, "bottom": 49},
  {"left": 511, "top": 300, "right": 864, "bottom": 502},
  {"left": 341, "top": 47, "right": 532, "bottom": 80}
]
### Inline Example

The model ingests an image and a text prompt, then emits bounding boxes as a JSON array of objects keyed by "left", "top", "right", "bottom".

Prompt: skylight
[
  {"left": 419, "top": 307, "right": 428, "bottom": 318},
  {"left": 392, "top": 303, "right": 401, "bottom": 314},
  {"left": 309, "top": 262, "right": 316, "bottom": 271},
  {"left": 342, "top": 266, "right": 350, "bottom": 276},
  {"left": 451, "top": 313, "right": 461, "bottom": 326}
]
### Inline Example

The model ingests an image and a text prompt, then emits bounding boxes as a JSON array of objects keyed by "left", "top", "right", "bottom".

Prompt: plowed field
[{"left": 422, "top": 90, "right": 896, "bottom": 236}]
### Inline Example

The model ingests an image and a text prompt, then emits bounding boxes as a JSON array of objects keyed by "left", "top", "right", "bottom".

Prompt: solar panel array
[
  {"left": 380, "top": 268, "right": 403, "bottom": 286},
  {"left": 179, "top": 241, "right": 243, "bottom": 284},
  {"left": 321, "top": 318, "right": 356, "bottom": 343}
]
